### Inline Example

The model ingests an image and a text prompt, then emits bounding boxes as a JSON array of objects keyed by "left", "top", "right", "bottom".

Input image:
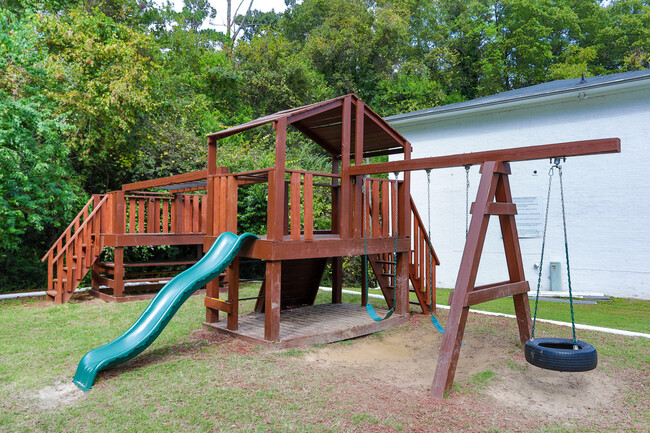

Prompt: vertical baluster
[
  {"left": 162, "top": 198, "right": 169, "bottom": 233},
  {"left": 381, "top": 180, "right": 389, "bottom": 237},
  {"left": 304, "top": 173, "right": 313, "bottom": 241},
  {"left": 227, "top": 177, "right": 238, "bottom": 232},
  {"left": 201, "top": 194, "right": 207, "bottom": 233},
  {"left": 192, "top": 195, "right": 200, "bottom": 233},
  {"left": 154, "top": 197, "right": 161, "bottom": 233},
  {"left": 291, "top": 172, "right": 301, "bottom": 241},
  {"left": 421, "top": 233, "right": 426, "bottom": 298},
  {"left": 371, "top": 180, "right": 380, "bottom": 238},
  {"left": 218, "top": 177, "right": 227, "bottom": 234},
  {"left": 184, "top": 194, "right": 192, "bottom": 233},
  {"left": 128, "top": 197, "right": 135, "bottom": 233},
  {"left": 147, "top": 197, "right": 154, "bottom": 233}
]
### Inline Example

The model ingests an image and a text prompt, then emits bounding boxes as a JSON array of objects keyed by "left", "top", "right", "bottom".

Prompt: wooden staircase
[
  {"left": 41, "top": 194, "right": 108, "bottom": 304},
  {"left": 366, "top": 196, "right": 439, "bottom": 314}
]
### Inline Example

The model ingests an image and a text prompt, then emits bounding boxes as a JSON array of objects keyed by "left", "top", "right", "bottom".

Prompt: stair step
[
  {"left": 382, "top": 273, "right": 395, "bottom": 277},
  {"left": 46, "top": 290, "right": 58, "bottom": 297},
  {"left": 374, "top": 260, "right": 395, "bottom": 265},
  {"left": 409, "top": 300, "right": 421, "bottom": 305}
]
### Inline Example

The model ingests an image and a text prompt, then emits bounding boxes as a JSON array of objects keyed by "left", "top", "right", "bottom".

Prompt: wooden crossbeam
[
  {"left": 204, "top": 296, "right": 232, "bottom": 314},
  {"left": 122, "top": 170, "right": 207, "bottom": 191},
  {"left": 349, "top": 138, "right": 620, "bottom": 175},
  {"left": 448, "top": 281, "right": 530, "bottom": 306}
]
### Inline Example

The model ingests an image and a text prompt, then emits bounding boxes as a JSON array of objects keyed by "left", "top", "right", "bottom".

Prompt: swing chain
[
  {"left": 464, "top": 165, "right": 471, "bottom": 239},
  {"left": 558, "top": 164, "right": 578, "bottom": 348},
  {"left": 531, "top": 159, "right": 578, "bottom": 348},
  {"left": 531, "top": 161, "right": 557, "bottom": 340},
  {"left": 426, "top": 169, "right": 433, "bottom": 311},
  {"left": 392, "top": 172, "right": 399, "bottom": 309}
]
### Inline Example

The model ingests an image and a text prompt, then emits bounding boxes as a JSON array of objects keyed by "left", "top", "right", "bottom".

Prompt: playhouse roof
[{"left": 207, "top": 94, "right": 409, "bottom": 158}]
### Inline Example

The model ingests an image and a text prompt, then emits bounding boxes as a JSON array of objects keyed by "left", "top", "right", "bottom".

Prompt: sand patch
[{"left": 34, "top": 382, "right": 84, "bottom": 409}]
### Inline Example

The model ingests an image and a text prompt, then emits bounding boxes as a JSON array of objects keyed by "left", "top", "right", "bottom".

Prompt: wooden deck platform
[
  {"left": 203, "top": 303, "right": 409, "bottom": 348},
  {"left": 204, "top": 234, "right": 411, "bottom": 261}
]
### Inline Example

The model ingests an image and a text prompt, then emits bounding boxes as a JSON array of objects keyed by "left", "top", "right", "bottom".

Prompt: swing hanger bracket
[{"left": 550, "top": 156, "right": 566, "bottom": 166}]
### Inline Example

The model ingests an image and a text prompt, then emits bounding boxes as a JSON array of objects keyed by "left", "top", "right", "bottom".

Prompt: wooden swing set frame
[{"left": 349, "top": 137, "right": 620, "bottom": 398}]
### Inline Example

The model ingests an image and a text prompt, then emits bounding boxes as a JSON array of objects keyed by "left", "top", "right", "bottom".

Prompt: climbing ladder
[{"left": 41, "top": 194, "right": 108, "bottom": 304}]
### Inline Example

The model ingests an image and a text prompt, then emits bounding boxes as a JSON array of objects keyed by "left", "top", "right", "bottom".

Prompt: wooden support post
[
  {"left": 264, "top": 260, "right": 281, "bottom": 341},
  {"left": 396, "top": 148, "right": 411, "bottom": 316},
  {"left": 227, "top": 257, "right": 239, "bottom": 331},
  {"left": 331, "top": 257, "right": 343, "bottom": 304},
  {"left": 431, "top": 161, "right": 532, "bottom": 398},
  {"left": 262, "top": 118, "right": 287, "bottom": 342},
  {"left": 495, "top": 167, "right": 532, "bottom": 344},
  {"left": 206, "top": 278, "right": 219, "bottom": 323},
  {"left": 268, "top": 118, "right": 286, "bottom": 241},
  {"left": 113, "top": 247, "right": 124, "bottom": 298},
  {"left": 353, "top": 100, "right": 364, "bottom": 238},
  {"left": 91, "top": 262, "right": 100, "bottom": 292},
  {"left": 339, "top": 96, "right": 352, "bottom": 238}
]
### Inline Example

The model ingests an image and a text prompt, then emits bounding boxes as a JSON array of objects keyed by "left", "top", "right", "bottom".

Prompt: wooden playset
[{"left": 44, "top": 95, "right": 620, "bottom": 397}]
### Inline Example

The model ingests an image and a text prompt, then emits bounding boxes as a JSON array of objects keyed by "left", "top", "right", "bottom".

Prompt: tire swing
[{"left": 525, "top": 159, "right": 597, "bottom": 372}]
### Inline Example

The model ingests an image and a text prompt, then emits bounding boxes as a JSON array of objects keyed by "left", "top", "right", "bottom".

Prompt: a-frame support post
[{"left": 430, "top": 161, "right": 532, "bottom": 398}]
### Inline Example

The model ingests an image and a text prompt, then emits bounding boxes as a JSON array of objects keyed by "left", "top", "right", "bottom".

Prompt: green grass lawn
[{"left": 0, "top": 285, "right": 648, "bottom": 432}]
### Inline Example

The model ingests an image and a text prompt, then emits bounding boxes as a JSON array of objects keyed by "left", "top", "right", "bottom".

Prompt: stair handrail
[
  {"left": 47, "top": 194, "right": 110, "bottom": 264},
  {"left": 40, "top": 196, "right": 98, "bottom": 262},
  {"left": 410, "top": 195, "right": 439, "bottom": 265}
]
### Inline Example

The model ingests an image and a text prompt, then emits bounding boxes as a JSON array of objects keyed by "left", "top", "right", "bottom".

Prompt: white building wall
[{"left": 390, "top": 85, "right": 650, "bottom": 299}]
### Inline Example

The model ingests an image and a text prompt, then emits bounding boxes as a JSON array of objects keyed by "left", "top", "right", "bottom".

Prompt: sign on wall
[{"left": 513, "top": 196, "right": 543, "bottom": 238}]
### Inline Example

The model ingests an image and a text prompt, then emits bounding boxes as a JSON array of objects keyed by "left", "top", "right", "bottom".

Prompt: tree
[
  {"left": 0, "top": 11, "right": 84, "bottom": 291},
  {"left": 234, "top": 31, "right": 331, "bottom": 116},
  {"left": 281, "top": 0, "right": 411, "bottom": 103},
  {"left": 39, "top": 7, "right": 157, "bottom": 191}
]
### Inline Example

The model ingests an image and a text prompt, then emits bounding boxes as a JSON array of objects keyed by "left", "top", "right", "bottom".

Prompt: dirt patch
[
  {"left": 485, "top": 365, "right": 622, "bottom": 419},
  {"left": 33, "top": 382, "right": 84, "bottom": 409},
  {"left": 302, "top": 314, "right": 628, "bottom": 422},
  {"left": 304, "top": 316, "right": 512, "bottom": 393}
]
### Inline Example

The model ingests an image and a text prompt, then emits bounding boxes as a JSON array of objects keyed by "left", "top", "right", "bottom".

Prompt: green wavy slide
[{"left": 73, "top": 232, "right": 257, "bottom": 392}]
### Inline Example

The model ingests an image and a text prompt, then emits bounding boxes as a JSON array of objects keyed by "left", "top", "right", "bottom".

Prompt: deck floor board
[{"left": 204, "top": 303, "right": 408, "bottom": 348}]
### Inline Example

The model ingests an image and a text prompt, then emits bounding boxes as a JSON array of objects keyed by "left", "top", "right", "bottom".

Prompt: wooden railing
[
  {"left": 409, "top": 195, "right": 439, "bottom": 314},
  {"left": 361, "top": 177, "right": 397, "bottom": 239},
  {"left": 41, "top": 194, "right": 108, "bottom": 304},
  {"left": 286, "top": 170, "right": 340, "bottom": 241},
  {"left": 124, "top": 192, "right": 206, "bottom": 235},
  {"left": 208, "top": 174, "right": 240, "bottom": 235}
]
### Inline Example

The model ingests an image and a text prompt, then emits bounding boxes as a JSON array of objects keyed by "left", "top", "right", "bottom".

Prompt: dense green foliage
[{"left": 1, "top": 0, "right": 649, "bottom": 291}]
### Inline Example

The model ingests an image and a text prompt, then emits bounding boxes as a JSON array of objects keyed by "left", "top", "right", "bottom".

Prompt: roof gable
[{"left": 208, "top": 94, "right": 408, "bottom": 157}]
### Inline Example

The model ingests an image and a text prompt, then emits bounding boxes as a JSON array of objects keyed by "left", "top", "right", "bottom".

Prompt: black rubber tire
[{"left": 525, "top": 337, "right": 597, "bottom": 372}]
